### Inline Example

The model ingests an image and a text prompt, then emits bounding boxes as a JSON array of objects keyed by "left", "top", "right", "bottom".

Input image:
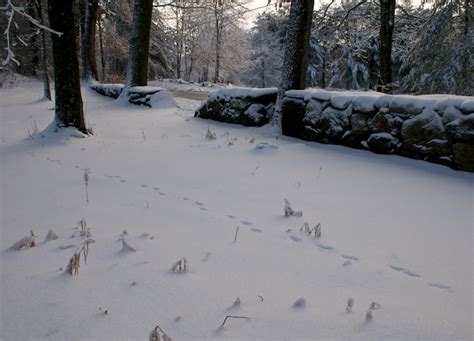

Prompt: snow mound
[{"left": 148, "top": 90, "right": 177, "bottom": 109}]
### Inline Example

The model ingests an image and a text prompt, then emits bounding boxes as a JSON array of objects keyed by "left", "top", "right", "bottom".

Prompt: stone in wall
[
  {"left": 401, "top": 109, "right": 451, "bottom": 158},
  {"left": 194, "top": 88, "right": 277, "bottom": 127},
  {"left": 281, "top": 96, "right": 306, "bottom": 138},
  {"left": 367, "top": 132, "right": 400, "bottom": 154}
]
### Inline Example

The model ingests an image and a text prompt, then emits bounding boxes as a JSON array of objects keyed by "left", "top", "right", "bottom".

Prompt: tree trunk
[
  {"left": 213, "top": 0, "right": 222, "bottom": 83},
  {"left": 34, "top": 0, "right": 51, "bottom": 100},
  {"left": 274, "top": 0, "right": 314, "bottom": 123},
  {"left": 98, "top": 13, "right": 106, "bottom": 81},
  {"left": 82, "top": 0, "right": 99, "bottom": 81},
  {"left": 379, "top": 0, "right": 395, "bottom": 92},
  {"left": 124, "top": 0, "right": 154, "bottom": 88},
  {"left": 279, "top": 0, "right": 314, "bottom": 91},
  {"left": 48, "top": 0, "right": 87, "bottom": 133}
]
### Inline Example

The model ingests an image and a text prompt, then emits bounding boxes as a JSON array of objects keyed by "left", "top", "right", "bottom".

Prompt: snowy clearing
[{"left": 0, "top": 80, "right": 473, "bottom": 340}]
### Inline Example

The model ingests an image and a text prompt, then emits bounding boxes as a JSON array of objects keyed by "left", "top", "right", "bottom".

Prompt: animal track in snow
[
  {"left": 316, "top": 244, "right": 336, "bottom": 251},
  {"left": 194, "top": 201, "right": 204, "bottom": 206},
  {"left": 389, "top": 265, "right": 422, "bottom": 278},
  {"left": 289, "top": 235, "right": 303, "bottom": 242},
  {"left": 119, "top": 179, "right": 127, "bottom": 183},
  {"left": 428, "top": 282, "right": 451, "bottom": 290},
  {"left": 240, "top": 221, "right": 253, "bottom": 226},
  {"left": 342, "top": 255, "right": 360, "bottom": 261},
  {"left": 250, "top": 228, "right": 262, "bottom": 233}
]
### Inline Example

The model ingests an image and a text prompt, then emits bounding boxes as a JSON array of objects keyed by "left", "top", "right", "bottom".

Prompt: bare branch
[
  {"left": 220, "top": 315, "right": 250, "bottom": 327},
  {"left": 336, "top": 0, "right": 368, "bottom": 29}
]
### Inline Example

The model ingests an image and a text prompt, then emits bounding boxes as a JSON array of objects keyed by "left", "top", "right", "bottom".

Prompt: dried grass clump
[
  {"left": 346, "top": 297, "right": 354, "bottom": 313},
  {"left": 369, "top": 302, "right": 380, "bottom": 310},
  {"left": 66, "top": 238, "right": 94, "bottom": 276},
  {"left": 300, "top": 222, "right": 321, "bottom": 237},
  {"left": 121, "top": 239, "right": 136, "bottom": 253},
  {"left": 149, "top": 325, "right": 172, "bottom": 341},
  {"left": 11, "top": 230, "right": 36, "bottom": 250},
  {"left": 44, "top": 229, "right": 59, "bottom": 242},
  {"left": 72, "top": 218, "right": 91, "bottom": 238},
  {"left": 205, "top": 127, "right": 216, "bottom": 140},
  {"left": 292, "top": 297, "right": 307, "bottom": 309},
  {"left": 232, "top": 297, "right": 241, "bottom": 309},
  {"left": 365, "top": 310, "right": 373, "bottom": 322},
  {"left": 284, "top": 199, "right": 302, "bottom": 217},
  {"left": 170, "top": 257, "right": 188, "bottom": 273}
]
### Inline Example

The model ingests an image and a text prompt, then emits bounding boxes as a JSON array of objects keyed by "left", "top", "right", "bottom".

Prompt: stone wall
[
  {"left": 194, "top": 88, "right": 277, "bottom": 127},
  {"left": 196, "top": 88, "right": 474, "bottom": 172}
]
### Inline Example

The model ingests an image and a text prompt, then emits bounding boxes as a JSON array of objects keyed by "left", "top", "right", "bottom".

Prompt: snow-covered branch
[{"left": 1, "top": 0, "right": 63, "bottom": 66}]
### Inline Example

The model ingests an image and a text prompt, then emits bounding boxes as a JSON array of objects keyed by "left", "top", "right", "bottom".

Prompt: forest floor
[{"left": 0, "top": 80, "right": 473, "bottom": 340}]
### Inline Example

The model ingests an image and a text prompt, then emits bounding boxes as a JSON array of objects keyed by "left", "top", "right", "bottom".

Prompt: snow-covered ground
[{"left": 1, "top": 80, "right": 473, "bottom": 340}]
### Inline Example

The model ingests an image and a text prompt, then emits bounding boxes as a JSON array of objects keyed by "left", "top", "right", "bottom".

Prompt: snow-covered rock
[
  {"left": 401, "top": 109, "right": 450, "bottom": 157},
  {"left": 352, "top": 95, "right": 378, "bottom": 113},
  {"left": 446, "top": 114, "right": 474, "bottom": 144},
  {"left": 350, "top": 113, "right": 369, "bottom": 135},
  {"left": 331, "top": 95, "right": 353, "bottom": 110},
  {"left": 367, "top": 132, "right": 400, "bottom": 154},
  {"left": 389, "top": 96, "right": 426, "bottom": 115}
]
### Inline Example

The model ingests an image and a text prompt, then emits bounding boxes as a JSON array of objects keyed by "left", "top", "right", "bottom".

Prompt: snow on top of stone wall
[
  {"left": 284, "top": 89, "right": 474, "bottom": 114},
  {"left": 209, "top": 87, "right": 278, "bottom": 101}
]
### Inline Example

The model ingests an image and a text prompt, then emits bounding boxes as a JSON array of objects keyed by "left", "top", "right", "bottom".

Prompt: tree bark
[
  {"left": 213, "top": 0, "right": 222, "bottom": 83},
  {"left": 124, "top": 0, "right": 154, "bottom": 88},
  {"left": 279, "top": 0, "right": 314, "bottom": 91},
  {"left": 379, "top": 0, "right": 395, "bottom": 92},
  {"left": 34, "top": 0, "right": 51, "bottom": 100},
  {"left": 98, "top": 12, "right": 106, "bottom": 81},
  {"left": 82, "top": 0, "right": 99, "bottom": 81},
  {"left": 48, "top": 0, "right": 87, "bottom": 133},
  {"left": 274, "top": 0, "right": 314, "bottom": 123}
]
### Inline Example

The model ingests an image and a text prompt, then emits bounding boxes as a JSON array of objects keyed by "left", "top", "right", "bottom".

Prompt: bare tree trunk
[
  {"left": 213, "top": 0, "right": 222, "bottom": 83},
  {"left": 379, "top": 0, "right": 395, "bottom": 92},
  {"left": 124, "top": 0, "right": 153, "bottom": 88},
  {"left": 98, "top": 13, "right": 106, "bottom": 82},
  {"left": 48, "top": 0, "right": 87, "bottom": 133},
  {"left": 34, "top": 0, "right": 51, "bottom": 100},
  {"left": 82, "top": 0, "right": 99, "bottom": 82}
]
